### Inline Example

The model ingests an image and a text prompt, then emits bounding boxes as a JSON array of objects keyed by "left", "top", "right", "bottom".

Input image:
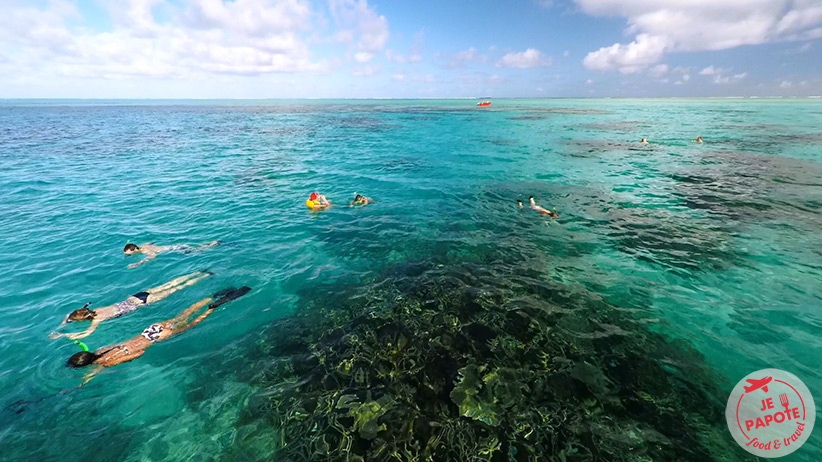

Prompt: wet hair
[
  {"left": 67, "top": 307, "right": 95, "bottom": 323},
  {"left": 123, "top": 243, "right": 140, "bottom": 252},
  {"left": 528, "top": 196, "right": 534, "bottom": 200},
  {"left": 66, "top": 351, "right": 99, "bottom": 368},
  {"left": 354, "top": 195, "right": 364, "bottom": 201}
]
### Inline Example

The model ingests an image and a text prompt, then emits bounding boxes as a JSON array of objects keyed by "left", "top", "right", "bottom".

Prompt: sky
[{"left": 1, "top": 0, "right": 821, "bottom": 98}]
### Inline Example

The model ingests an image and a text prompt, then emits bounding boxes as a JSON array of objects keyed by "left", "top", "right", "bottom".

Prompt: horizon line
[{"left": 1, "top": 96, "right": 820, "bottom": 101}]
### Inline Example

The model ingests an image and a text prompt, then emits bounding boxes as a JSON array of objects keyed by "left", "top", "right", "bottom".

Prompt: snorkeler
[
  {"left": 124, "top": 240, "right": 219, "bottom": 269},
  {"left": 49, "top": 270, "right": 211, "bottom": 340},
  {"left": 66, "top": 286, "right": 251, "bottom": 384},
  {"left": 306, "top": 192, "right": 331, "bottom": 211},
  {"left": 349, "top": 193, "right": 374, "bottom": 207},
  {"left": 528, "top": 196, "right": 558, "bottom": 217}
]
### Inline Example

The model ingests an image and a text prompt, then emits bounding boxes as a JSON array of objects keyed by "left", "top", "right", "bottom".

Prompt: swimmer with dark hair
[
  {"left": 66, "top": 286, "right": 251, "bottom": 384},
  {"left": 528, "top": 196, "right": 558, "bottom": 218},
  {"left": 640, "top": 138, "right": 648, "bottom": 144},
  {"left": 349, "top": 193, "right": 374, "bottom": 207},
  {"left": 695, "top": 136, "right": 703, "bottom": 143},
  {"left": 124, "top": 240, "right": 219, "bottom": 269},
  {"left": 49, "top": 270, "right": 211, "bottom": 340}
]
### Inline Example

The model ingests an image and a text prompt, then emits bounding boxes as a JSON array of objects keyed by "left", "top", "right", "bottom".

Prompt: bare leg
[
  {"left": 145, "top": 271, "right": 206, "bottom": 294},
  {"left": 196, "top": 240, "right": 220, "bottom": 251},
  {"left": 146, "top": 272, "right": 211, "bottom": 304},
  {"left": 168, "top": 297, "right": 212, "bottom": 328}
]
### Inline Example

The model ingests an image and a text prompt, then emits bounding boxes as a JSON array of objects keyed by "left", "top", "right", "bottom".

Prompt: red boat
[{"left": 477, "top": 101, "right": 491, "bottom": 106}]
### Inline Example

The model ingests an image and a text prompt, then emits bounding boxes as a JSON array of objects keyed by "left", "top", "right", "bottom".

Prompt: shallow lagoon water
[{"left": 1, "top": 99, "right": 821, "bottom": 461}]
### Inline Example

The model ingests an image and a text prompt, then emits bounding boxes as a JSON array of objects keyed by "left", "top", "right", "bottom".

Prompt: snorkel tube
[{"left": 73, "top": 340, "right": 89, "bottom": 352}]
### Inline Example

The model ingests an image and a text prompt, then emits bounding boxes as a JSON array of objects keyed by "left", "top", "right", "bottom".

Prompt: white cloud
[
  {"left": 576, "top": 0, "right": 822, "bottom": 72},
  {"left": 647, "top": 63, "right": 668, "bottom": 78},
  {"left": 497, "top": 48, "right": 550, "bottom": 68},
  {"left": 455, "top": 47, "right": 485, "bottom": 62},
  {"left": 391, "top": 73, "right": 404, "bottom": 81},
  {"left": 780, "top": 80, "right": 793, "bottom": 88},
  {"left": 328, "top": 0, "right": 389, "bottom": 52},
  {"left": 699, "top": 66, "right": 724, "bottom": 75},
  {"left": 585, "top": 79, "right": 593, "bottom": 85},
  {"left": 0, "top": 0, "right": 327, "bottom": 79},
  {"left": 582, "top": 33, "right": 665, "bottom": 73},
  {"left": 352, "top": 65, "right": 379, "bottom": 76},
  {"left": 563, "top": 50, "right": 570, "bottom": 57},
  {"left": 445, "top": 46, "right": 487, "bottom": 68},
  {"left": 713, "top": 72, "right": 747, "bottom": 84},
  {"left": 682, "top": 74, "right": 690, "bottom": 81},
  {"left": 354, "top": 52, "right": 373, "bottom": 63}
]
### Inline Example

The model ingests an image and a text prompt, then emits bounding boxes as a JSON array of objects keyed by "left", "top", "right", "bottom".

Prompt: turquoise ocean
[{"left": 1, "top": 99, "right": 820, "bottom": 461}]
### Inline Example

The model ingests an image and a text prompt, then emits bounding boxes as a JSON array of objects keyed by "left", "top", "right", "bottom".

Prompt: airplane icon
[{"left": 744, "top": 376, "right": 772, "bottom": 394}]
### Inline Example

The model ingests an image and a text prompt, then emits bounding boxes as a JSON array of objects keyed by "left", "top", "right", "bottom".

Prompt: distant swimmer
[
  {"left": 349, "top": 193, "right": 374, "bottom": 207},
  {"left": 517, "top": 199, "right": 524, "bottom": 208},
  {"left": 640, "top": 138, "right": 648, "bottom": 144},
  {"left": 49, "top": 270, "right": 211, "bottom": 340},
  {"left": 124, "top": 240, "right": 219, "bottom": 269},
  {"left": 305, "top": 192, "right": 331, "bottom": 211},
  {"left": 695, "top": 136, "right": 703, "bottom": 143},
  {"left": 529, "top": 196, "right": 558, "bottom": 217},
  {"left": 66, "top": 286, "right": 251, "bottom": 384}
]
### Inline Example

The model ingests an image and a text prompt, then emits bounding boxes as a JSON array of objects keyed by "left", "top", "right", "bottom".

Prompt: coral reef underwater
[{"left": 231, "top": 257, "right": 749, "bottom": 462}]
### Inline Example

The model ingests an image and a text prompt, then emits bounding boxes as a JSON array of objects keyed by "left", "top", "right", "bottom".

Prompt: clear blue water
[{"left": 1, "top": 99, "right": 821, "bottom": 461}]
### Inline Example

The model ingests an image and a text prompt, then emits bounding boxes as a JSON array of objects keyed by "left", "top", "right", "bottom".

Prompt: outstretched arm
[
  {"left": 128, "top": 253, "right": 156, "bottom": 269},
  {"left": 51, "top": 317, "right": 102, "bottom": 340},
  {"left": 48, "top": 314, "right": 72, "bottom": 339},
  {"left": 81, "top": 365, "right": 104, "bottom": 386}
]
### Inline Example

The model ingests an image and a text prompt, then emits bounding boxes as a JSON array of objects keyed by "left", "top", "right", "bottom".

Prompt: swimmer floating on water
[
  {"left": 522, "top": 196, "right": 558, "bottom": 217},
  {"left": 349, "top": 193, "right": 374, "bottom": 207},
  {"left": 695, "top": 136, "right": 703, "bottom": 143},
  {"left": 124, "top": 240, "right": 219, "bottom": 269},
  {"left": 49, "top": 270, "right": 211, "bottom": 340},
  {"left": 305, "top": 192, "right": 331, "bottom": 211},
  {"left": 66, "top": 286, "right": 251, "bottom": 384},
  {"left": 640, "top": 138, "right": 648, "bottom": 144}
]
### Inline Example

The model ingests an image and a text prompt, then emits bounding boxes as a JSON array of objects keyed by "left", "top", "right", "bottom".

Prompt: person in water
[
  {"left": 640, "top": 138, "right": 648, "bottom": 144},
  {"left": 124, "top": 240, "right": 219, "bottom": 269},
  {"left": 528, "top": 196, "right": 558, "bottom": 217},
  {"left": 349, "top": 193, "right": 373, "bottom": 207},
  {"left": 517, "top": 199, "right": 524, "bottom": 208},
  {"left": 306, "top": 192, "right": 331, "bottom": 211},
  {"left": 66, "top": 286, "right": 251, "bottom": 384},
  {"left": 49, "top": 270, "right": 211, "bottom": 340},
  {"left": 695, "top": 136, "right": 703, "bottom": 143}
]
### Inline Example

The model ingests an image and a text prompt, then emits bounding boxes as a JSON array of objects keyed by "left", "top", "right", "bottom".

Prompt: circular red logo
[{"left": 726, "top": 368, "right": 816, "bottom": 458}]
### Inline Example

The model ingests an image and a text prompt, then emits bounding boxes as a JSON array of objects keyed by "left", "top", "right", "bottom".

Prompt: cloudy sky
[{"left": 1, "top": 0, "right": 821, "bottom": 98}]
